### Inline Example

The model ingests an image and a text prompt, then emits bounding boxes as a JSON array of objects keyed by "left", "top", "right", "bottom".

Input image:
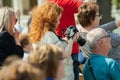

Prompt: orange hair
[{"left": 29, "top": 2, "right": 63, "bottom": 43}]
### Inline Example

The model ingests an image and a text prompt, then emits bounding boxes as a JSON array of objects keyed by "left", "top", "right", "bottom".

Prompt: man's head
[{"left": 87, "top": 28, "right": 111, "bottom": 56}]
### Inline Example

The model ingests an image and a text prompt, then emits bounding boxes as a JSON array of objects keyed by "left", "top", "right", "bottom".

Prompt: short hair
[
  {"left": 29, "top": 2, "right": 63, "bottom": 43},
  {"left": 87, "top": 28, "right": 107, "bottom": 50},
  {"left": 28, "top": 44, "right": 63, "bottom": 78},
  {"left": 0, "top": 7, "right": 15, "bottom": 35},
  {"left": 19, "top": 34, "right": 30, "bottom": 48},
  {"left": 0, "top": 60, "right": 45, "bottom": 80},
  {"left": 78, "top": 2, "right": 99, "bottom": 27}
]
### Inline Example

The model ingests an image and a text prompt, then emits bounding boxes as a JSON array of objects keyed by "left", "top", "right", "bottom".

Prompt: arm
[
  {"left": 109, "top": 60, "right": 120, "bottom": 80},
  {"left": 100, "top": 21, "right": 117, "bottom": 32},
  {"left": 100, "top": 20, "right": 120, "bottom": 32},
  {"left": 46, "top": 31, "right": 78, "bottom": 59},
  {"left": 45, "top": 32, "right": 71, "bottom": 58}
]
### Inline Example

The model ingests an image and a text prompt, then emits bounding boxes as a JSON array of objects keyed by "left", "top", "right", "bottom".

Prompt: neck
[
  {"left": 81, "top": 26, "right": 95, "bottom": 32},
  {"left": 92, "top": 49, "right": 108, "bottom": 56}
]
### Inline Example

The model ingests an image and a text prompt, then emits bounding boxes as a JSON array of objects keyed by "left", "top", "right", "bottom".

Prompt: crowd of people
[{"left": 0, "top": 0, "right": 120, "bottom": 80}]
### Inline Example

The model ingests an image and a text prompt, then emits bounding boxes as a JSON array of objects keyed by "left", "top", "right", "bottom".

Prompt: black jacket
[{"left": 0, "top": 31, "right": 24, "bottom": 66}]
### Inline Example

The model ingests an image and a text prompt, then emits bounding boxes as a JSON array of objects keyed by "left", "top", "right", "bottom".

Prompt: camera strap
[
  {"left": 88, "top": 58, "right": 97, "bottom": 80},
  {"left": 50, "top": 30, "right": 67, "bottom": 42}
]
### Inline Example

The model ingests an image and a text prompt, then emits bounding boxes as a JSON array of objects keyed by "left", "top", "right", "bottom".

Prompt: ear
[
  {"left": 97, "top": 39, "right": 105, "bottom": 47},
  {"left": 90, "top": 17, "right": 95, "bottom": 23}
]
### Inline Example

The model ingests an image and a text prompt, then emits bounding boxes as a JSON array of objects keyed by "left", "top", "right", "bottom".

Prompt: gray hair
[{"left": 87, "top": 28, "right": 107, "bottom": 50}]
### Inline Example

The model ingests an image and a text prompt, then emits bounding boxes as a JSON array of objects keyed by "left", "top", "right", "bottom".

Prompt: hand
[
  {"left": 72, "top": 32, "right": 80, "bottom": 43},
  {"left": 13, "top": 28, "right": 21, "bottom": 46},
  {"left": 115, "top": 20, "right": 120, "bottom": 27}
]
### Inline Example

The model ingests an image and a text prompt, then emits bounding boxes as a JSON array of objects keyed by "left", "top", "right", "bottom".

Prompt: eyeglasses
[
  {"left": 98, "top": 34, "right": 110, "bottom": 40},
  {"left": 96, "top": 15, "right": 102, "bottom": 19}
]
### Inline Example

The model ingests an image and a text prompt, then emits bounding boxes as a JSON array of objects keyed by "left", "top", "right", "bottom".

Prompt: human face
[
  {"left": 103, "top": 34, "right": 111, "bottom": 53},
  {"left": 98, "top": 34, "right": 111, "bottom": 54},
  {"left": 92, "top": 12, "right": 102, "bottom": 28},
  {"left": 9, "top": 13, "right": 16, "bottom": 36},
  {"left": 56, "top": 14, "right": 61, "bottom": 28},
  {"left": 13, "top": 13, "right": 17, "bottom": 25}
]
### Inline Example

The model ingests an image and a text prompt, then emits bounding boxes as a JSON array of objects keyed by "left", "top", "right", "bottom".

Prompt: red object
[{"left": 46, "top": 0, "right": 83, "bottom": 54}]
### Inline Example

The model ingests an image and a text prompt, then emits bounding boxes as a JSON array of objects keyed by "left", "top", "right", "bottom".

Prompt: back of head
[
  {"left": 78, "top": 2, "right": 99, "bottom": 27},
  {"left": 0, "top": 60, "right": 45, "bottom": 80},
  {"left": 29, "top": 44, "right": 63, "bottom": 78},
  {"left": 19, "top": 33, "right": 30, "bottom": 48},
  {"left": 29, "top": 2, "right": 63, "bottom": 43},
  {"left": 0, "top": 7, "right": 15, "bottom": 35},
  {"left": 87, "top": 28, "right": 107, "bottom": 50}
]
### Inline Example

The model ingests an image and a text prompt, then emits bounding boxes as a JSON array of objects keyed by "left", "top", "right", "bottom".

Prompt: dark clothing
[
  {"left": 71, "top": 54, "right": 79, "bottom": 80},
  {"left": 0, "top": 31, "right": 23, "bottom": 66}
]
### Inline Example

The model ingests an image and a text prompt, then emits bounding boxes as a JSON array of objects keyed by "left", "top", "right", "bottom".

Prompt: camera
[{"left": 65, "top": 25, "right": 86, "bottom": 46}]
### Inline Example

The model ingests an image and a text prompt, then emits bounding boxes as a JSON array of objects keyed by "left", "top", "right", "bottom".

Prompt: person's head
[
  {"left": 19, "top": 34, "right": 31, "bottom": 51},
  {"left": 78, "top": 2, "right": 101, "bottom": 28},
  {"left": 0, "top": 60, "right": 45, "bottom": 80},
  {"left": 87, "top": 28, "right": 111, "bottom": 56},
  {"left": 29, "top": 2, "right": 63, "bottom": 43},
  {"left": 3, "top": 55, "right": 20, "bottom": 66},
  {"left": 0, "top": 7, "right": 17, "bottom": 36},
  {"left": 28, "top": 44, "right": 65, "bottom": 79}
]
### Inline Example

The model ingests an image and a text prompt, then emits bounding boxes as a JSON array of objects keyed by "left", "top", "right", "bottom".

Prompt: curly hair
[
  {"left": 29, "top": 2, "right": 63, "bottom": 43},
  {"left": 78, "top": 2, "right": 99, "bottom": 27}
]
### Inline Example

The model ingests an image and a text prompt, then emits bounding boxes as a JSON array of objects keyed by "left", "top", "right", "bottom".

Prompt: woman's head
[
  {"left": 28, "top": 44, "right": 64, "bottom": 78},
  {"left": 0, "top": 60, "right": 45, "bottom": 80},
  {"left": 29, "top": 2, "right": 63, "bottom": 43},
  {"left": 78, "top": 2, "right": 99, "bottom": 27},
  {"left": 0, "top": 7, "right": 16, "bottom": 35}
]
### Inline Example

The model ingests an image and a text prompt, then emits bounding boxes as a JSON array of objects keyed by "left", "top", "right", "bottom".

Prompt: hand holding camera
[{"left": 65, "top": 25, "right": 86, "bottom": 46}]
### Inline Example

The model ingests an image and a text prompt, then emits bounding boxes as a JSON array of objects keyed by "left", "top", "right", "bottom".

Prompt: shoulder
[
  {"left": 105, "top": 57, "right": 120, "bottom": 67},
  {"left": 44, "top": 31, "right": 58, "bottom": 39}
]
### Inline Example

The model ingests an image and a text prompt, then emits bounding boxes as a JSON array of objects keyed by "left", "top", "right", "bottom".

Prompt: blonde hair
[
  {"left": 29, "top": 44, "right": 63, "bottom": 78},
  {"left": 29, "top": 2, "right": 63, "bottom": 43},
  {"left": 0, "top": 7, "right": 15, "bottom": 35},
  {"left": 0, "top": 60, "right": 45, "bottom": 80}
]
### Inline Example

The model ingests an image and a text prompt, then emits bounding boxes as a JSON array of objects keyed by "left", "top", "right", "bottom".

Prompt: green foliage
[{"left": 112, "top": 0, "right": 120, "bottom": 9}]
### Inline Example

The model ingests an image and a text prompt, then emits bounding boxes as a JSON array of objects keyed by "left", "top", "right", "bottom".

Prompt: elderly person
[
  {"left": 83, "top": 28, "right": 120, "bottom": 80},
  {"left": 0, "top": 7, "right": 23, "bottom": 66},
  {"left": 78, "top": 2, "right": 120, "bottom": 63}
]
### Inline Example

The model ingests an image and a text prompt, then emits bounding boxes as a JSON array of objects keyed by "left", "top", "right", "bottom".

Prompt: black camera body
[{"left": 65, "top": 25, "right": 86, "bottom": 46}]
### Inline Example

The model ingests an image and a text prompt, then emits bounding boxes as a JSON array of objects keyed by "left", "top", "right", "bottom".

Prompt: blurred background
[{"left": 0, "top": 0, "right": 120, "bottom": 34}]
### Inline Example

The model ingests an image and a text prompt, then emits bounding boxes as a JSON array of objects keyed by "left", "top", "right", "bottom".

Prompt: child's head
[
  {"left": 19, "top": 34, "right": 30, "bottom": 47},
  {"left": 19, "top": 34, "right": 31, "bottom": 51}
]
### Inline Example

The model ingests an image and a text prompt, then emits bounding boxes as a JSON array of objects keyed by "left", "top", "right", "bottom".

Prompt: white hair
[{"left": 87, "top": 28, "right": 107, "bottom": 50}]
